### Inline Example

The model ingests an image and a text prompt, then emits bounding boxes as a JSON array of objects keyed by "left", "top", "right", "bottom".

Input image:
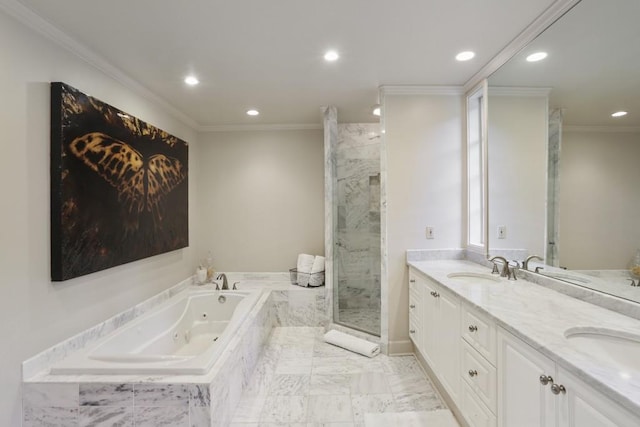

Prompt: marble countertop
[{"left": 408, "top": 260, "right": 640, "bottom": 417}]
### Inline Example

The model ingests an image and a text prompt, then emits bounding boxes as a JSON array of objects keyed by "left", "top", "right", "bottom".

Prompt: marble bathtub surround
[
  {"left": 409, "top": 259, "right": 640, "bottom": 417},
  {"left": 23, "top": 274, "right": 349, "bottom": 426},
  {"left": 229, "top": 326, "right": 448, "bottom": 426},
  {"left": 22, "top": 276, "right": 193, "bottom": 381},
  {"left": 23, "top": 285, "right": 274, "bottom": 426}
]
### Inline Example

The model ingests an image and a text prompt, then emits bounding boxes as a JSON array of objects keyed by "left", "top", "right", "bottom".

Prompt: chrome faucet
[
  {"left": 523, "top": 255, "right": 544, "bottom": 271},
  {"left": 216, "top": 273, "right": 229, "bottom": 290},
  {"left": 489, "top": 256, "right": 510, "bottom": 278}
]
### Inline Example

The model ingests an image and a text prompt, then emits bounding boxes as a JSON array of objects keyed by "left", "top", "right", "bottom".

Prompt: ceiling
[
  {"left": 16, "top": 0, "right": 557, "bottom": 128},
  {"left": 490, "top": 0, "right": 640, "bottom": 127}
]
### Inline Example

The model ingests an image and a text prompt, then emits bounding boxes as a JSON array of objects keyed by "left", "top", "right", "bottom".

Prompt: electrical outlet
[
  {"left": 426, "top": 226, "right": 434, "bottom": 239},
  {"left": 497, "top": 225, "right": 507, "bottom": 239}
]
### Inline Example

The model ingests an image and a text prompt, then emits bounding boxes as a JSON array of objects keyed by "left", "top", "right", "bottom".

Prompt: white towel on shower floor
[{"left": 323, "top": 330, "right": 380, "bottom": 358}]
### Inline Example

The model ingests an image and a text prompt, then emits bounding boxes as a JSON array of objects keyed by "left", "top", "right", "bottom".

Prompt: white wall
[
  {"left": 384, "top": 93, "right": 463, "bottom": 353},
  {"left": 487, "top": 94, "right": 548, "bottom": 256},
  {"left": 196, "top": 130, "right": 324, "bottom": 271},
  {"left": 0, "top": 11, "right": 198, "bottom": 426},
  {"left": 559, "top": 130, "right": 640, "bottom": 269}
]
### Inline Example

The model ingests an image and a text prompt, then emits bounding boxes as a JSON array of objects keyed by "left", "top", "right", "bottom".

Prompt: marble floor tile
[
  {"left": 230, "top": 395, "right": 266, "bottom": 423},
  {"left": 386, "top": 373, "right": 434, "bottom": 395},
  {"left": 260, "top": 395, "right": 308, "bottom": 423},
  {"left": 280, "top": 346, "right": 315, "bottom": 360},
  {"left": 268, "top": 374, "right": 311, "bottom": 395},
  {"left": 307, "top": 423, "right": 355, "bottom": 427},
  {"left": 363, "top": 409, "right": 459, "bottom": 427},
  {"left": 309, "top": 375, "right": 352, "bottom": 395},
  {"left": 394, "top": 391, "right": 445, "bottom": 412},
  {"left": 350, "top": 394, "right": 396, "bottom": 424},
  {"left": 312, "top": 339, "right": 355, "bottom": 358},
  {"left": 307, "top": 395, "right": 354, "bottom": 423},
  {"left": 312, "top": 357, "right": 383, "bottom": 375},
  {"left": 349, "top": 372, "right": 390, "bottom": 395},
  {"left": 379, "top": 356, "right": 423, "bottom": 375},
  {"left": 231, "top": 327, "right": 446, "bottom": 427},
  {"left": 275, "top": 358, "right": 314, "bottom": 375}
]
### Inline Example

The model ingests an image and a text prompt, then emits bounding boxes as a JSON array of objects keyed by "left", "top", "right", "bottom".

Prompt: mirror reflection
[{"left": 487, "top": 0, "right": 640, "bottom": 302}]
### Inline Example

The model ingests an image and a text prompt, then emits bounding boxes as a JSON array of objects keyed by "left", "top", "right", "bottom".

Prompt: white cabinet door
[
  {"left": 409, "top": 275, "right": 423, "bottom": 352},
  {"left": 497, "top": 329, "right": 556, "bottom": 427},
  {"left": 557, "top": 367, "right": 639, "bottom": 427},
  {"left": 421, "top": 275, "right": 439, "bottom": 369},
  {"left": 438, "top": 286, "right": 460, "bottom": 402}
]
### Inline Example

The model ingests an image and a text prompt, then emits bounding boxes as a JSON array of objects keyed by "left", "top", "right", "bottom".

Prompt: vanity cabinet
[
  {"left": 497, "top": 328, "right": 639, "bottom": 427},
  {"left": 408, "top": 269, "right": 460, "bottom": 402}
]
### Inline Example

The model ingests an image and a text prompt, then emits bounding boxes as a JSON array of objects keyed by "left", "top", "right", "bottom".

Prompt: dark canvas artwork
[{"left": 50, "top": 82, "right": 189, "bottom": 281}]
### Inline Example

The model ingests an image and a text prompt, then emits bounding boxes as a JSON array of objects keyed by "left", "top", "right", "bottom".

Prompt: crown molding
[
  {"left": 488, "top": 87, "right": 552, "bottom": 97},
  {"left": 198, "top": 123, "right": 323, "bottom": 133},
  {"left": 563, "top": 125, "right": 640, "bottom": 133},
  {"left": 379, "top": 85, "right": 465, "bottom": 96},
  {"left": 463, "top": 0, "right": 582, "bottom": 94},
  {"left": 0, "top": 0, "right": 199, "bottom": 130}
]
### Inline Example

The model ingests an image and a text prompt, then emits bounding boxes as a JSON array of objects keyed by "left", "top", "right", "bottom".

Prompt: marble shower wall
[
  {"left": 547, "top": 108, "right": 563, "bottom": 267},
  {"left": 334, "top": 124, "right": 382, "bottom": 316}
]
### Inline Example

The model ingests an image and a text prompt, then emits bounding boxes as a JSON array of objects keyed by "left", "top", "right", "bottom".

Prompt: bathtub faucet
[{"left": 216, "top": 273, "right": 229, "bottom": 290}]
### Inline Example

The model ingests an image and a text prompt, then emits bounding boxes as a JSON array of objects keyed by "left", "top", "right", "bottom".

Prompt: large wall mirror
[{"left": 487, "top": 0, "right": 640, "bottom": 303}]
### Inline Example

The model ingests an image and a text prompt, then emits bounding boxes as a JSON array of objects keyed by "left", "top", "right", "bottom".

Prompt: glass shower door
[{"left": 332, "top": 124, "right": 381, "bottom": 336}]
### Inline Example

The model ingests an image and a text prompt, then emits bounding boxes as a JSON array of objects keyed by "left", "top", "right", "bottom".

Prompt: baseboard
[{"left": 388, "top": 339, "right": 414, "bottom": 355}]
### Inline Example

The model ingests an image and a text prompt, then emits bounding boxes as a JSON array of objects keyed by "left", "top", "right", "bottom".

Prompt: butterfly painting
[{"left": 51, "top": 82, "right": 189, "bottom": 281}]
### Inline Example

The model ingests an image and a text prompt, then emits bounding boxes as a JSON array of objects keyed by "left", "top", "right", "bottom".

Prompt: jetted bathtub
[{"left": 50, "top": 288, "right": 262, "bottom": 375}]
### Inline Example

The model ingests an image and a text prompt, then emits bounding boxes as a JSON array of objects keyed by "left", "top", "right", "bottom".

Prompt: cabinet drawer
[
  {"left": 461, "top": 340, "right": 497, "bottom": 413},
  {"left": 461, "top": 380, "right": 497, "bottom": 427},
  {"left": 461, "top": 303, "right": 496, "bottom": 365}
]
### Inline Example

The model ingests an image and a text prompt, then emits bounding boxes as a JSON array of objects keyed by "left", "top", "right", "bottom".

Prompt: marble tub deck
[{"left": 230, "top": 326, "right": 456, "bottom": 427}]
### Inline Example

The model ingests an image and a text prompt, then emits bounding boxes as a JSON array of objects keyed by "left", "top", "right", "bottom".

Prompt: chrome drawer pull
[
  {"left": 410, "top": 304, "right": 416, "bottom": 309},
  {"left": 468, "top": 325, "right": 478, "bottom": 332},
  {"left": 551, "top": 383, "right": 566, "bottom": 395},
  {"left": 409, "top": 329, "right": 416, "bottom": 334},
  {"left": 468, "top": 369, "right": 478, "bottom": 377},
  {"left": 539, "top": 374, "right": 553, "bottom": 386}
]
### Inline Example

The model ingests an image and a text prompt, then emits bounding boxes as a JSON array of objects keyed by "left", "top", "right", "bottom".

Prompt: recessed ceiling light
[
  {"left": 117, "top": 112, "right": 130, "bottom": 119},
  {"left": 184, "top": 75, "right": 199, "bottom": 86},
  {"left": 372, "top": 105, "right": 381, "bottom": 116},
  {"left": 246, "top": 109, "right": 259, "bottom": 116},
  {"left": 455, "top": 51, "right": 475, "bottom": 61},
  {"left": 612, "top": 111, "right": 628, "bottom": 117},
  {"left": 324, "top": 50, "right": 339, "bottom": 62},
  {"left": 526, "top": 52, "right": 548, "bottom": 62}
]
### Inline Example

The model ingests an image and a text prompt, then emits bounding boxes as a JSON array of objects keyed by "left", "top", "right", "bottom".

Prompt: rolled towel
[
  {"left": 311, "top": 255, "right": 325, "bottom": 273},
  {"left": 297, "top": 253, "right": 315, "bottom": 273},
  {"left": 297, "top": 254, "right": 315, "bottom": 286},
  {"left": 323, "top": 330, "right": 380, "bottom": 358}
]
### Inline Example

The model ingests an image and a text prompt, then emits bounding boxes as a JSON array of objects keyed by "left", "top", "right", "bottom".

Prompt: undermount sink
[
  {"left": 564, "top": 327, "right": 640, "bottom": 374},
  {"left": 446, "top": 272, "right": 501, "bottom": 283}
]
